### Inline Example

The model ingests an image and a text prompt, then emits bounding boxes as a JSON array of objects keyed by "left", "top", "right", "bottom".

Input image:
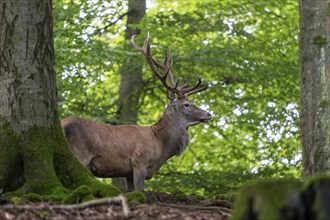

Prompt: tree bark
[
  {"left": 300, "top": 0, "right": 330, "bottom": 177},
  {"left": 0, "top": 0, "right": 119, "bottom": 200},
  {"left": 117, "top": 0, "right": 146, "bottom": 124}
]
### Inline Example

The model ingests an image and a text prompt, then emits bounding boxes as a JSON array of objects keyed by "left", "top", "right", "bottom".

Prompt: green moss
[
  {"left": 21, "top": 193, "right": 44, "bottom": 202},
  {"left": 6, "top": 186, "right": 68, "bottom": 203},
  {"left": 231, "top": 178, "right": 302, "bottom": 220},
  {"left": 302, "top": 174, "right": 329, "bottom": 191},
  {"left": 126, "top": 191, "right": 147, "bottom": 203},
  {"left": 319, "top": 99, "right": 329, "bottom": 108},
  {"left": 0, "top": 117, "right": 24, "bottom": 192},
  {"left": 63, "top": 185, "right": 94, "bottom": 204},
  {"left": 10, "top": 196, "right": 24, "bottom": 205},
  {"left": 313, "top": 35, "right": 328, "bottom": 47},
  {"left": 6, "top": 186, "right": 84, "bottom": 203},
  {"left": 90, "top": 181, "right": 121, "bottom": 197},
  {"left": 302, "top": 174, "right": 330, "bottom": 217},
  {"left": 36, "top": 211, "right": 49, "bottom": 218},
  {"left": 20, "top": 125, "right": 66, "bottom": 196},
  {"left": 174, "top": 191, "right": 188, "bottom": 202}
]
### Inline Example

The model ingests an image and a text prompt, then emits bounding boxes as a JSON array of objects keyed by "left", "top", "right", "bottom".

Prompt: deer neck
[{"left": 152, "top": 106, "right": 189, "bottom": 159}]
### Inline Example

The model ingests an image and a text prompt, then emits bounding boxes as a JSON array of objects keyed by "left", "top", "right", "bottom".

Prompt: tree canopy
[{"left": 53, "top": 0, "right": 300, "bottom": 197}]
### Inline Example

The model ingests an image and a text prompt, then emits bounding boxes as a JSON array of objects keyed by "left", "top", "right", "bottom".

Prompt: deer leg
[
  {"left": 125, "top": 174, "right": 134, "bottom": 192},
  {"left": 133, "top": 166, "right": 147, "bottom": 191}
]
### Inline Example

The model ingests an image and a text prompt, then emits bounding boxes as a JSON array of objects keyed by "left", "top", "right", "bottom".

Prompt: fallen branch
[
  {"left": 0, "top": 194, "right": 130, "bottom": 217},
  {"left": 156, "top": 202, "right": 231, "bottom": 217}
]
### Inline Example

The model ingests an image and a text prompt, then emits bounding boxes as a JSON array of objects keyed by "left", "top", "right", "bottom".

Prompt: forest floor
[{"left": 0, "top": 192, "right": 232, "bottom": 220}]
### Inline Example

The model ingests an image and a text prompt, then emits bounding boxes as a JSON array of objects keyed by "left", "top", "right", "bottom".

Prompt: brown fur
[{"left": 61, "top": 97, "right": 211, "bottom": 191}]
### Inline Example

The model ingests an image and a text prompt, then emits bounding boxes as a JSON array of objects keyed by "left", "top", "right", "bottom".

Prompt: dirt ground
[{"left": 0, "top": 192, "right": 232, "bottom": 220}]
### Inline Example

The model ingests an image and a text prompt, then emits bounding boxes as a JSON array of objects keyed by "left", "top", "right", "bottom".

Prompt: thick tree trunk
[
  {"left": 300, "top": 0, "right": 330, "bottom": 177},
  {"left": 114, "top": 0, "right": 146, "bottom": 191},
  {"left": 0, "top": 0, "right": 119, "bottom": 200}
]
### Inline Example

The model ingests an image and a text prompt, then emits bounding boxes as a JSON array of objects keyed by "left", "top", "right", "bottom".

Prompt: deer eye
[{"left": 184, "top": 103, "right": 190, "bottom": 107}]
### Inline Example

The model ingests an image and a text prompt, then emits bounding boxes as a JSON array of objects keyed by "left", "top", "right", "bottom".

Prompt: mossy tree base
[
  {"left": 231, "top": 176, "right": 330, "bottom": 220},
  {"left": 0, "top": 118, "right": 120, "bottom": 203}
]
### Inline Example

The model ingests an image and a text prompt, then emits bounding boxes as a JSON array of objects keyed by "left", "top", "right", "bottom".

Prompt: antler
[
  {"left": 182, "top": 78, "right": 209, "bottom": 97},
  {"left": 131, "top": 33, "right": 208, "bottom": 98},
  {"left": 131, "top": 32, "right": 174, "bottom": 89}
]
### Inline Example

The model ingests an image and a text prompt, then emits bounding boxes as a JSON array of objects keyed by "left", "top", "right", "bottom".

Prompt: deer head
[{"left": 131, "top": 33, "right": 212, "bottom": 128}]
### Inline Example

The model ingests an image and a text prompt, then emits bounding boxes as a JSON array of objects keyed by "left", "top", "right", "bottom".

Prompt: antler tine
[
  {"left": 131, "top": 33, "right": 170, "bottom": 89},
  {"left": 131, "top": 32, "right": 149, "bottom": 54},
  {"left": 181, "top": 77, "right": 192, "bottom": 89},
  {"left": 164, "top": 48, "right": 175, "bottom": 86},
  {"left": 182, "top": 78, "right": 202, "bottom": 93},
  {"left": 151, "top": 48, "right": 176, "bottom": 87},
  {"left": 183, "top": 80, "right": 209, "bottom": 97}
]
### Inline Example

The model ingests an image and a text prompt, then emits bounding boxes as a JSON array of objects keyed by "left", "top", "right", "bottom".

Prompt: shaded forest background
[{"left": 54, "top": 0, "right": 299, "bottom": 197}]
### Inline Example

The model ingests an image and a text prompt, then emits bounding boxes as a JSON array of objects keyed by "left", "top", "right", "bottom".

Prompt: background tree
[
  {"left": 0, "top": 0, "right": 119, "bottom": 199},
  {"left": 117, "top": 0, "right": 146, "bottom": 124},
  {"left": 300, "top": 0, "right": 330, "bottom": 177}
]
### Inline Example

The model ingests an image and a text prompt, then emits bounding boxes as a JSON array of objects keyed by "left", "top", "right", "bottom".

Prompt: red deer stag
[{"left": 61, "top": 34, "right": 212, "bottom": 191}]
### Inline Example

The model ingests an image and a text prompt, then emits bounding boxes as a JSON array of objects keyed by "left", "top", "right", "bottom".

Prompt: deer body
[{"left": 62, "top": 33, "right": 212, "bottom": 191}]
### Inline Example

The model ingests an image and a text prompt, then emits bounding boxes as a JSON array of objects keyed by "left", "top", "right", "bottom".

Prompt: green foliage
[
  {"left": 54, "top": 0, "right": 300, "bottom": 197},
  {"left": 53, "top": 0, "right": 126, "bottom": 122}
]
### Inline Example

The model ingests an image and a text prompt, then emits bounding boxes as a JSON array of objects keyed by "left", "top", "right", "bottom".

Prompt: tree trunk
[
  {"left": 114, "top": 0, "right": 146, "bottom": 191},
  {"left": 300, "top": 0, "right": 330, "bottom": 177},
  {"left": 0, "top": 0, "right": 119, "bottom": 200},
  {"left": 117, "top": 0, "right": 146, "bottom": 124}
]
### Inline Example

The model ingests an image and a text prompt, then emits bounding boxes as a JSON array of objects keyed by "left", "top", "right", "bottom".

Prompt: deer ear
[{"left": 167, "top": 88, "right": 175, "bottom": 100}]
